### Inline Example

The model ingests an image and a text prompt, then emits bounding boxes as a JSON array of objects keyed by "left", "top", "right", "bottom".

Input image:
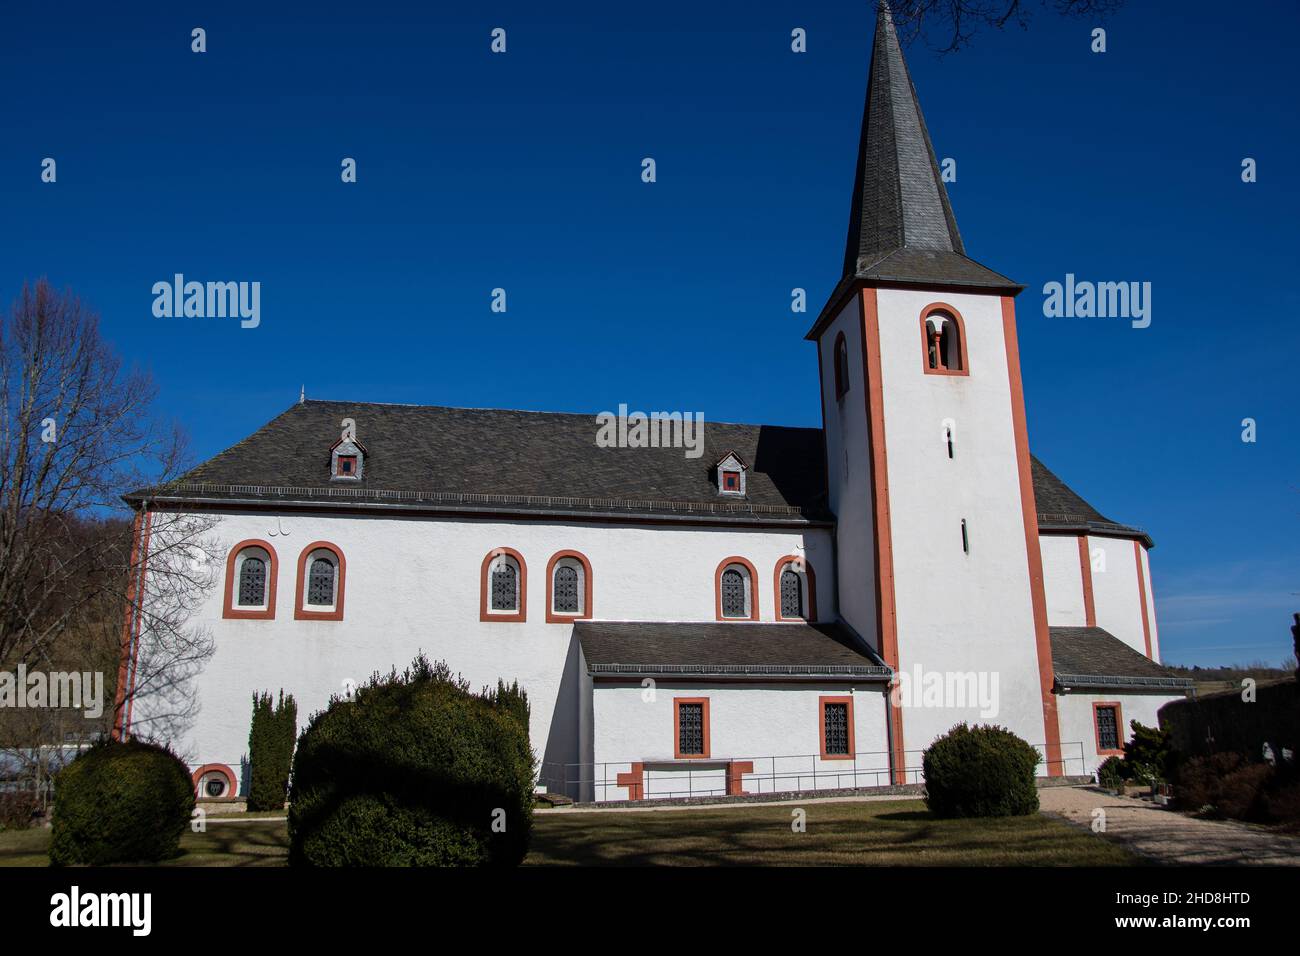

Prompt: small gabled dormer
[
  {"left": 715, "top": 451, "right": 747, "bottom": 497},
  {"left": 330, "top": 418, "right": 367, "bottom": 482}
]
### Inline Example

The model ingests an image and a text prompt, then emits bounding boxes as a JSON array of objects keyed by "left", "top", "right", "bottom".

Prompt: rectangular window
[
  {"left": 1094, "top": 704, "right": 1122, "bottom": 754},
  {"left": 722, "top": 471, "right": 740, "bottom": 492},
  {"left": 674, "top": 698, "right": 710, "bottom": 758},
  {"left": 820, "top": 696, "right": 854, "bottom": 759},
  {"left": 337, "top": 455, "right": 356, "bottom": 476}
]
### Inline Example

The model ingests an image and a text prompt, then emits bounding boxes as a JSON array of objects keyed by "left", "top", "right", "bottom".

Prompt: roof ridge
[{"left": 298, "top": 398, "right": 819, "bottom": 432}]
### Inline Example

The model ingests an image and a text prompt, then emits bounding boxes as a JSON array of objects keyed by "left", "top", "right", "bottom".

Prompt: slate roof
[
  {"left": 129, "top": 399, "right": 1147, "bottom": 538},
  {"left": 839, "top": 2, "right": 1017, "bottom": 292},
  {"left": 132, "top": 400, "right": 830, "bottom": 524},
  {"left": 1050, "top": 627, "right": 1192, "bottom": 691},
  {"left": 1032, "top": 457, "right": 1151, "bottom": 546},
  {"left": 575, "top": 621, "right": 891, "bottom": 680}
]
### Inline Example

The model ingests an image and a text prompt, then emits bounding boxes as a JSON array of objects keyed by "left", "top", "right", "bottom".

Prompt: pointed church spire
[{"left": 841, "top": 1, "right": 1015, "bottom": 290}]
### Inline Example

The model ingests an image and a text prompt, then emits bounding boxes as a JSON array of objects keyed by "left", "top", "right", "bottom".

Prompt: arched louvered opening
[{"left": 920, "top": 305, "right": 969, "bottom": 376}]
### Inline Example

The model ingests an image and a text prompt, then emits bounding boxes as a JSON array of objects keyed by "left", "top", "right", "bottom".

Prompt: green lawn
[{"left": 0, "top": 799, "right": 1140, "bottom": 867}]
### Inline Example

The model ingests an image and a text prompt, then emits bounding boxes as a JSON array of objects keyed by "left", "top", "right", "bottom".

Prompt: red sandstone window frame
[
  {"left": 294, "top": 541, "right": 346, "bottom": 621},
  {"left": 222, "top": 539, "right": 278, "bottom": 620},
  {"left": 819, "top": 695, "right": 855, "bottom": 760},
  {"left": 480, "top": 547, "right": 527, "bottom": 622},
  {"left": 721, "top": 470, "right": 741, "bottom": 492},
  {"left": 674, "top": 697, "right": 711, "bottom": 759},
  {"left": 192, "top": 763, "right": 238, "bottom": 800},
  {"left": 714, "top": 556, "right": 759, "bottom": 621},
  {"left": 335, "top": 455, "right": 357, "bottom": 477},
  {"left": 833, "top": 332, "right": 850, "bottom": 399},
  {"left": 773, "top": 556, "right": 817, "bottom": 622},
  {"left": 545, "top": 550, "right": 593, "bottom": 623},
  {"left": 919, "top": 303, "right": 970, "bottom": 377},
  {"left": 1092, "top": 701, "right": 1125, "bottom": 756}
]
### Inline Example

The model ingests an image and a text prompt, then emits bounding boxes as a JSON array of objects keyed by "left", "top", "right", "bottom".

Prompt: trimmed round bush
[
  {"left": 1096, "top": 755, "right": 1126, "bottom": 790},
  {"left": 288, "top": 656, "right": 535, "bottom": 867},
  {"left": 50, "top": 738, "right": 196, "bottom": 865},
  {"left": 922, "top": 723, "right": 1040, "bottom": 818}
]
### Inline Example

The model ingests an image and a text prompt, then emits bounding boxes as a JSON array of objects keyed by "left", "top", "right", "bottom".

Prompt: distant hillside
[{"left": 1161, "top": 660, "right": 1296, "bottom": 698}]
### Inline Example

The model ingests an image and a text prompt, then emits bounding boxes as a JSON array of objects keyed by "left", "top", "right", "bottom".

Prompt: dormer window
[
  {"left": 330, "top": 421, "right": 366, "bottom": 482},
  {"left": 715, "top": 452, "right": 747, "bottom": 497}
]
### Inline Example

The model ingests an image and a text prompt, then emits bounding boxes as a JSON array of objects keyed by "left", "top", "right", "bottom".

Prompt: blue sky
[{"left": 2, "top": 1, "right": 1296, "bottom": 666}]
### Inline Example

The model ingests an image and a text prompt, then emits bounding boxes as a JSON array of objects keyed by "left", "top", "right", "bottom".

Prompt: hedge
[
  {"left": 287, "top": 654, "right": 535, "bottom": 866},
  {"left": 247, "top": 689, "right": 297, "bottom": 811},
  {"left": 49, "top": 738, "right": 195, "bottom": 865},
  {"left": 922, "top": 723, "right": 1040, "bottom": 818}
]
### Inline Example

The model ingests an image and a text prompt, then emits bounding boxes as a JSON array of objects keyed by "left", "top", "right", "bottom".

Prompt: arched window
[
  {"left": 722, "top": 569, "right": 745, "bottom": 617},
  {"left": 223, "top": 540, "right": 278, "bottom": 620},
  {"left": 714, "top": 557, "right": 758, "bottom": 621},
  {"left": 833, "top": 332, "right": 850, "bottom": 399},
  {"left": 920, "top": 304, "right": 969, "bottom": 376},
  {"left": 493, "top": 562, "right": 517, "bottom": 610},
  {"left": 780, "top": 569, "right": 802, "bottom": 617},
  {"left": 545, "top": 551, "right": 592, "bottom": 622},
  {"left": 480, "top": 548, "right": 527, "bottom": 622},
  {"left": 308, "top": 558, "right": 335, "bottom": 605},
  {"left": 294, "top": 542, "right": 346, "bottom": 620},
  {"left": 773, "top": 556, "right": 817, "bottom": 621},
  {"left": 239, "top": 556, "right": 267, "bottom": 606}
]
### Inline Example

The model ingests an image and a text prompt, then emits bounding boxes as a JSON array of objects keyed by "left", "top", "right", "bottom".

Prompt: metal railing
[{"left": 539, "top": 741, "right": 1086, "bottom": 802}]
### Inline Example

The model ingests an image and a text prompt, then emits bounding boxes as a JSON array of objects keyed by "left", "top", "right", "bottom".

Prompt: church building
[{"left": 118, "top": 3, "right": 1192, "bottom": 802}]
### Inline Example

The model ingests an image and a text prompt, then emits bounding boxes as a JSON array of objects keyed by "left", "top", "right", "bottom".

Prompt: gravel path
[{"left": 1039, "top": 785, "right": 1300, "bottom": 865}]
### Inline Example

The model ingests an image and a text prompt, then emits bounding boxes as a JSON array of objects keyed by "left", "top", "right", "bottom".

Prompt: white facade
[{"left": 135, "top": 509, "right": 838, "bottom": 794}]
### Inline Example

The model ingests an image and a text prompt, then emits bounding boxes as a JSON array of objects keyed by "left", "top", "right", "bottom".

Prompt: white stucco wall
[
  {"left": 133, "top": 509, "right": 834, "bottom": 792},
  {"left": 1138, "top": 544, "right": 1162, "bottom": 663},
  {"left": 818, "top": 295, "right": 878, "bottom": 648},
  {"left": 871, "top": 287, "right": 1048, "bottom": 761},
  {"left": 591, "top": 681, "right": 890, "bottom": 801},
  {"left": 1056, "top": 690, "right": 1183, "bottom": 776},
  {"left": 1087, "top": 534, "right": 1149, "bottom": 657},
  {"left": 1040, "top": 533, "right": 1086, "bottom": 626}
]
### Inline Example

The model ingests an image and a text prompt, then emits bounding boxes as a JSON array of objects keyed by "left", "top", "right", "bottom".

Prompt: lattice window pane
[
  {"left": 678, "top": 703, "right": 704, "bottom": 756},
  {"left": 491, "top": 562, "right": 517, "bottom": 611},
  {"left": 780, "top": 569, "right": 803, "bottom": 618},
  {"left": 1096, "top": 706, "right": 1119, "bottom": 751},
  {"left": 307, "top": 557, "right": 335, "bottom": 606},
  {"left": 238, "top": 556, "right": 266, "bottom": 606},
  {"left": 554, "top": 565, "right": 579, "bottom": 613},
  {"left": 721, "top": 568, "right": 746, "bottom": 618},
  {"left": 824, "top": 703, "right": 850, "bottom": 755}
]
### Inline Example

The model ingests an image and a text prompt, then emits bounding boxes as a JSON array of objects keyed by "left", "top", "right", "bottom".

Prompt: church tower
[{"left": 807, "top": 1, "right": 1062, "bottom": 780}]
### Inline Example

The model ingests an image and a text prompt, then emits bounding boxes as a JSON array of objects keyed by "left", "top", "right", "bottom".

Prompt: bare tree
[
  {"left": 0, "top": 280, "right": 218, "bottom": 790},
  {"left": 889, "top": 0, "right": 1125, "bottom": 54}
]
